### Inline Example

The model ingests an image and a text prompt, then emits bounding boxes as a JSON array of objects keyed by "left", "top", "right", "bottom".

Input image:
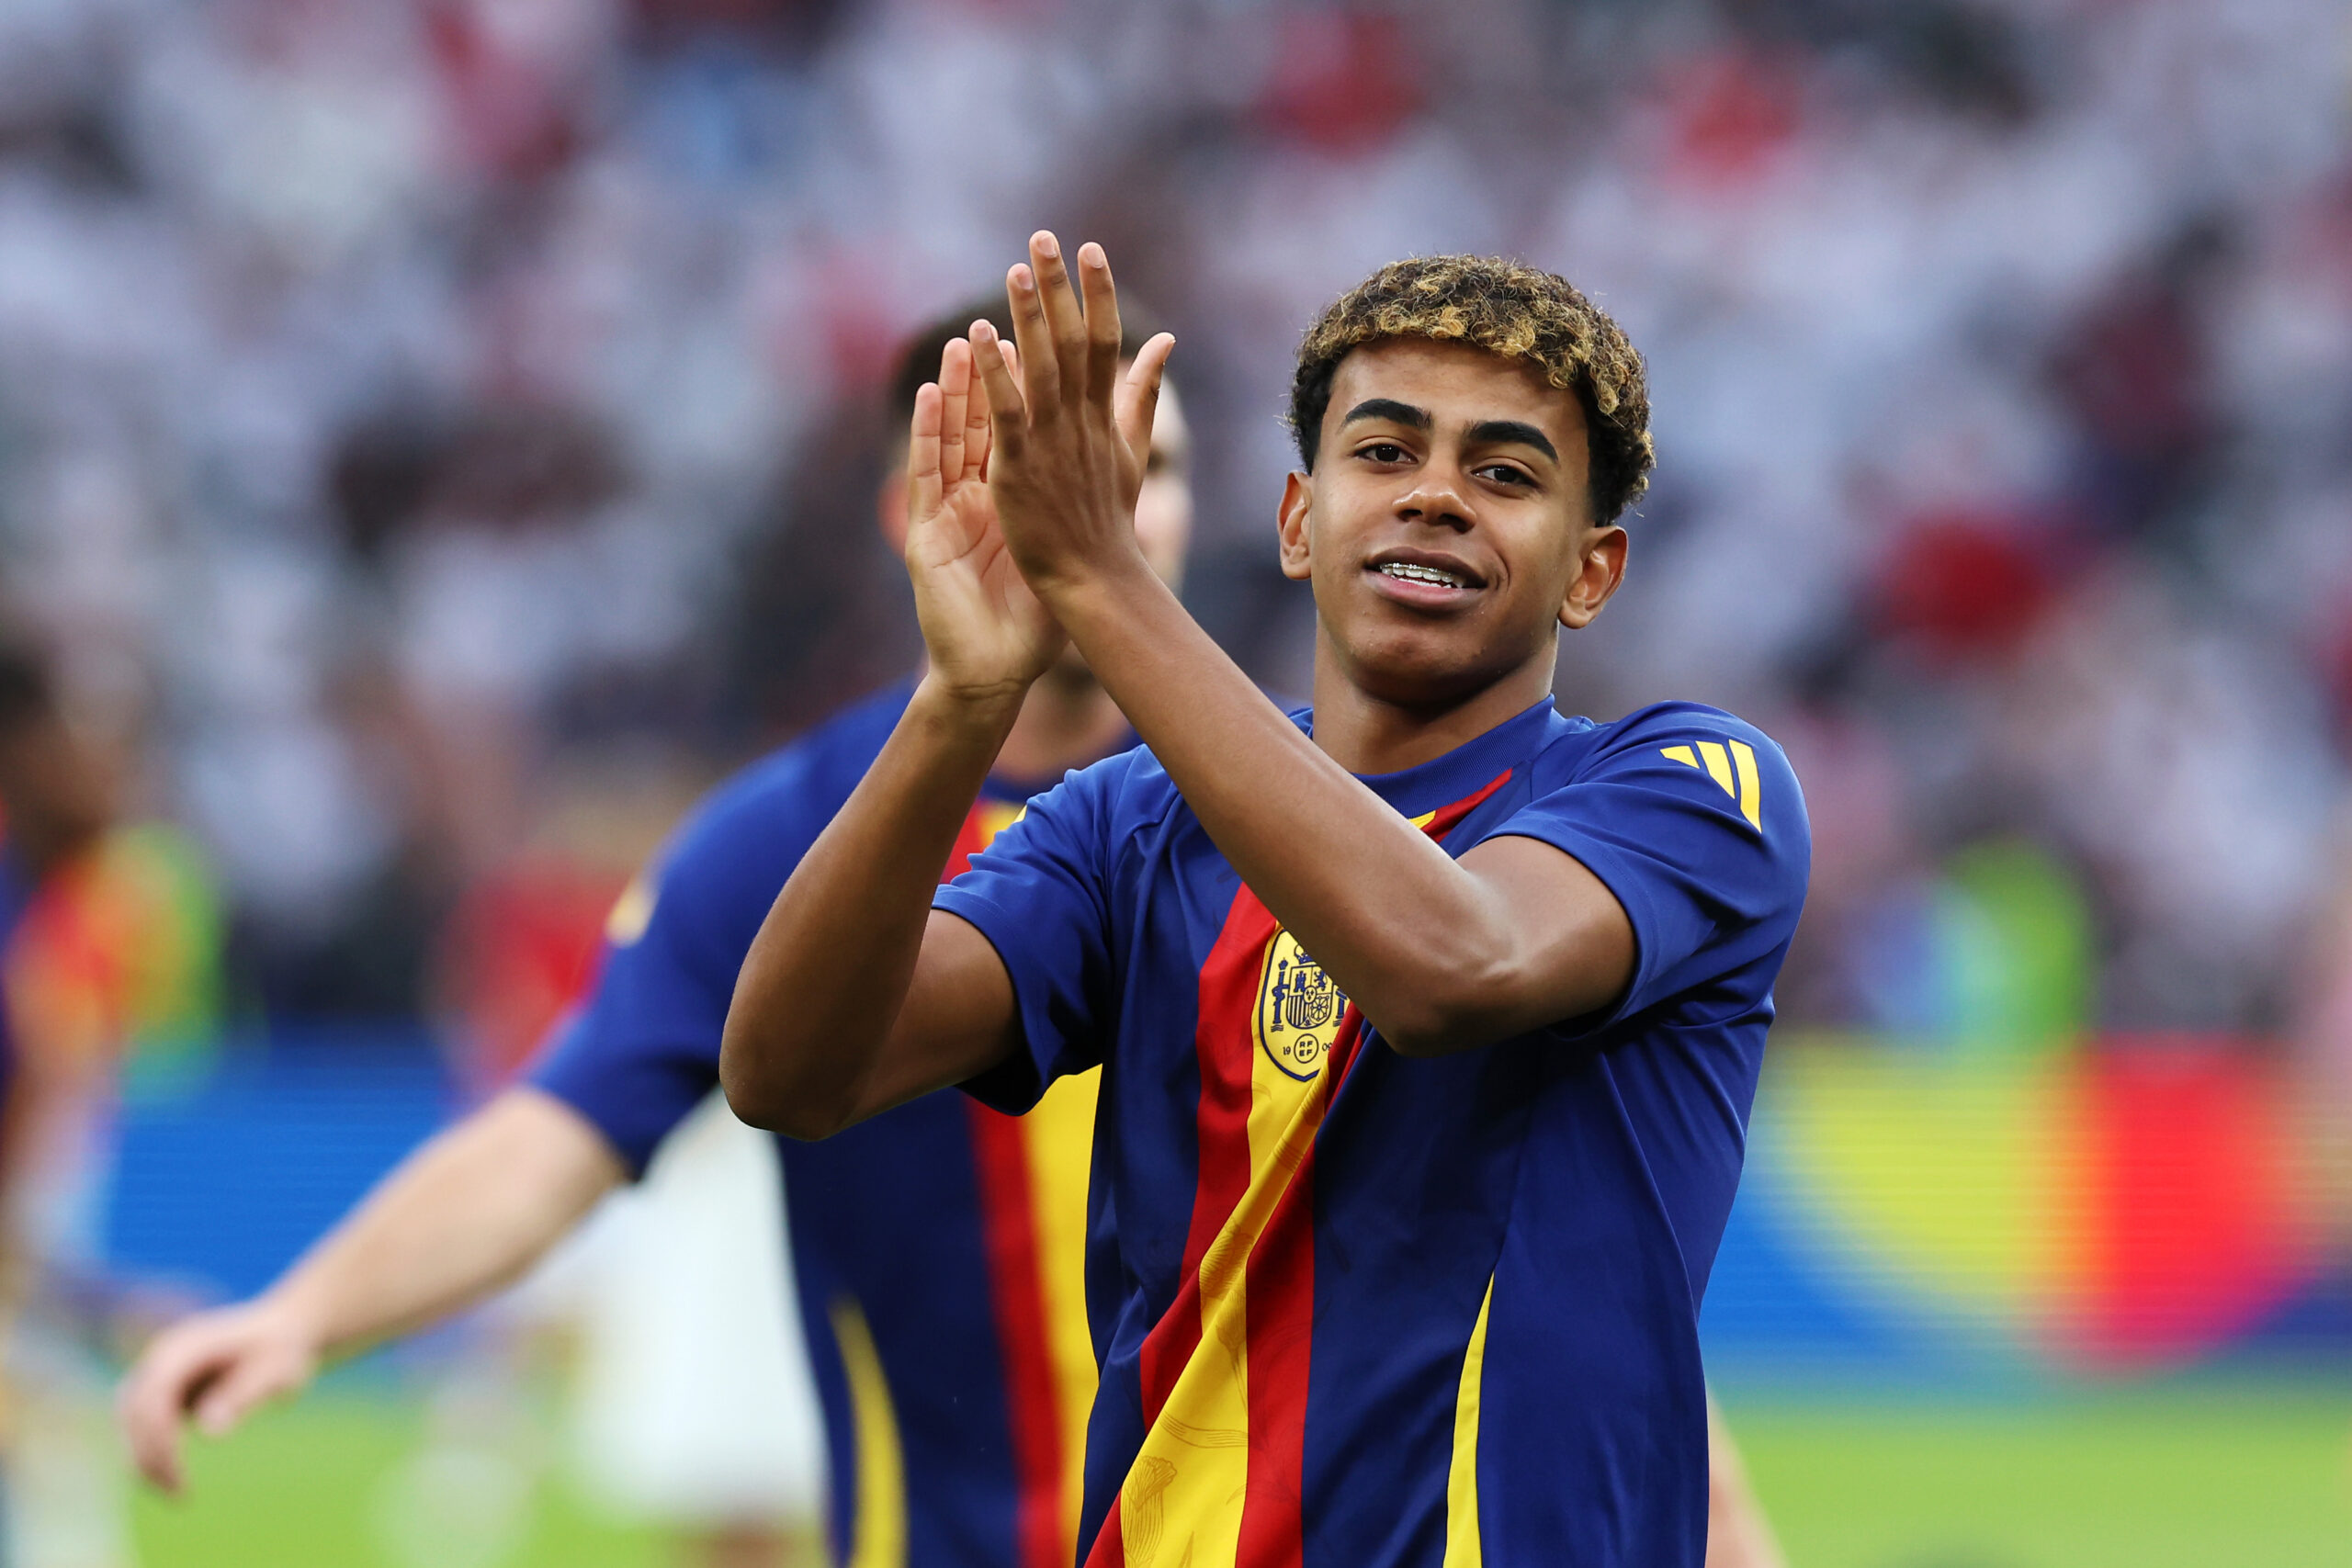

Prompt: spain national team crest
[{"left": 1254, "top": 929, "right": 1347, "bottom": 1081}]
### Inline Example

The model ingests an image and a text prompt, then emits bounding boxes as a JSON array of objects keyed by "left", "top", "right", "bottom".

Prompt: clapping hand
[
  {"left": 902, "top": 333, "right": 1068, "bottom": 708},
  {"left": 967, "top": 231, "right": 1175, "bottom": 604}
]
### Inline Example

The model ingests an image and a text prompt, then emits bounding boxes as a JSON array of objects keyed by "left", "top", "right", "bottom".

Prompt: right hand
[
  {"left": 904, "top": 333, "right": 1068, "bottom": 707},
  {"left": 119, "top": 1296, "right": 322, "bottom": 1495}
]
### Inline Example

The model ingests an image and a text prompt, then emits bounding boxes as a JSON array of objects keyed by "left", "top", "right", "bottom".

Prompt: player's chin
[{"left": 1340, "top": 627, "right": 1514, "bottom": 709}]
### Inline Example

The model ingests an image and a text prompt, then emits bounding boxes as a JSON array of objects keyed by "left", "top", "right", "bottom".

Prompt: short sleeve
[
  {"left": 526, "top": 757, "right": 835, "bottom": 1174},
  {"left": 932, "top": 761, "right": 1123, "bottom": 1115},
  {"left": 1480, "top": 707, "right": 1811, "bottom": 1033}
]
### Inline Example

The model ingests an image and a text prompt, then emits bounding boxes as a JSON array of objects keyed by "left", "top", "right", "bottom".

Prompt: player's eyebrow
[
  {"left": 1340, "top": 398, "right": 1432, "bottom": 432},
  {"left": 1464, "top": 419, "right": 1558, "bottom": 462}
]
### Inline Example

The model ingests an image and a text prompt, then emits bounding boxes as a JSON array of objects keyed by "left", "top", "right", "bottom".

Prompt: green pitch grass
[
  {"left": 130, "top": 1393, "right": 673, "bottom": 1568},
  {"left": 1723, "top": 1381, "right": 2352, "bottom": 1568},
  {"left": 127, "top": 1382, "right": 2350, "bottom": 1566}
]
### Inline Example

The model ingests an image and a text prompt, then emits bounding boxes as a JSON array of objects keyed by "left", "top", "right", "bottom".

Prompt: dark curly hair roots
[{"left": 1288, "top": 255, "right": 1655, "bottom": 525}]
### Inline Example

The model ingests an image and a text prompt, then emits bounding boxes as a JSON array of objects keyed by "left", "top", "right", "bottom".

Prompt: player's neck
[
  {"left": 993, "top": 660, "right": 1130, "bottom": 784},
  {"left": 1306, "top": 634, "right": 1556, "bottom": 776}
]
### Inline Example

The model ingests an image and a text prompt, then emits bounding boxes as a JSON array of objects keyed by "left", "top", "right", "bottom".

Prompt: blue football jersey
[
  {"left": 933, "top": 696, "right": 1811, "bottom": 1568},
  {"left": 531, "top": 682, "right": 1102, "bottom": 1568}
]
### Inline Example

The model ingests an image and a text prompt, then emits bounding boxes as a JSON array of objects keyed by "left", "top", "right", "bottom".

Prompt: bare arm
[
  {"left": 721, "top": 333, "right": 1148, "bottom": 1139},
  {"left": 720, "top": 680, "right": 1032, "bottom": 1139},
  {"left": 119, "top": 1087, "right": 622, "bottom": 1494},
  {"left": 971, "top": 235, "right": 1632, "bottom": 1055}
]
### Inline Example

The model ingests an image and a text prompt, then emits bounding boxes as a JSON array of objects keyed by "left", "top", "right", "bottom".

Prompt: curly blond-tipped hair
[{"left": 1289, "top": 255, "right": 1654, "bottom": 525}]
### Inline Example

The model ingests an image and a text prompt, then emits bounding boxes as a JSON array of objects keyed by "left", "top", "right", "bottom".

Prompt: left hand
[
  {"left": 970, "top": 231, "right": 1175, "bottom": 600},
  {"left": 905, "top": 333, "right": 1067, "bottom": 706}
]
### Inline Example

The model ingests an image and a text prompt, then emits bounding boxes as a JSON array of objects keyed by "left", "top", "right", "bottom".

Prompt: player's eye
[
  {"left": 1356, "top": 441, "right": 1411, "bottom": 464},
  {"left": 1475, "top": 463, "right": 1533, "bottom": 488}
]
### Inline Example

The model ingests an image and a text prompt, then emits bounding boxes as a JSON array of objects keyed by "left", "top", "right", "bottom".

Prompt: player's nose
[{"left": 1394, "top": 477, "right": 1475, "bottom": 533}]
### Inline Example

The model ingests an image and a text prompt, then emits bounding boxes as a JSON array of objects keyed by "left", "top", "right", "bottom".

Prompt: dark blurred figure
[{"left": 0, "top": 633, "right": 114, "bottom": 1555}]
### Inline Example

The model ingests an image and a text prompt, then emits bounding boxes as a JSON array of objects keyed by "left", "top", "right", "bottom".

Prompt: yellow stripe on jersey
[
  {"left": 1442, "top": 1279, "right": 1495, "bottom": 1568},
  {"left": 1128, "top": 936, "right": 1332, "bottom": 1568},
  {"left": 1728, "top": 739, "right": 1762, "bottom": 829},
  {"left": 1695, "top": 740, "right": 1736, "bottom": 798},
  {"left": 831, "top": 1296, "right": 908, "bottom": 1568},
  {"left": 1662, "top": 740, "right": 1766, "bottom": 831},
  {"left": 1023, "top": 1067, "right": 1103, "bottom": 1556}
]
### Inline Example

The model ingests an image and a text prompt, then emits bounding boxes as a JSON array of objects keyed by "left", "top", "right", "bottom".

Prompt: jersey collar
[{"left": 1300, "top": 694, "right": 1565, "bottom": 821}]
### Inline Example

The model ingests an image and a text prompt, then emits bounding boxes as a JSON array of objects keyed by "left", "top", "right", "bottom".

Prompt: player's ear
[
  {"left": 1276, "top": 471, "right": 1314, "bottom": 582},
  {"left": 876, "top": 464, "right": 910, "bottom": 554},
  {"left": 1557, "top": 525, "right": 1627, "bottom": 630}
]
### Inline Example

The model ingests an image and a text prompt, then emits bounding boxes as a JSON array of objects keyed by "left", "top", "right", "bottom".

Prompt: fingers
[
  {"left": 1004, "top": 254, "right": 1058, "bottom": 419},
  {"left": 936, "top": 338, "right": 971, "bottom": 487},
  {"left": 192, "top": 1348, "right": 296, "bottom": 1439},
  {"left": 122, "top": 1332, "right": 232, "bottom": 1494},
  {"left": 1115, "top": 332, "right": 1177, "bottom": 468},
  {"left": 969, "top": 320, "right": 1027, "bottom": 457},
  {"left": 1026, "top": 231, "right": 1091, "bottom": 404},
  {"left": 965, "top": 341, "right": 998, "bottom": 479},
  {"left": 1077, "top": 242, "right": 1124, "bottom": 409},
  {"left": 120, "top": 1365, "right": 188, "bottom": 1492},
  {"left": 907, "top": 382, "right": 944, "bottom": 526}
]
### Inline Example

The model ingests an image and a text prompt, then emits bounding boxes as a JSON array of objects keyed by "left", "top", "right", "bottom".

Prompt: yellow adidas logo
[{"left": 1661, "top": 739, "right": 1763, "bottom": 830}]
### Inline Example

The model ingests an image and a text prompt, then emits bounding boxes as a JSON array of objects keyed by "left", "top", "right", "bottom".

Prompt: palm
[{"left": 903, "top": 336, "right": 1065, "bottom": 698}]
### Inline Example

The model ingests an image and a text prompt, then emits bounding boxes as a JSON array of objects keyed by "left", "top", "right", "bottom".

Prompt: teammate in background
[
  {"left": 120, "top": 288, "right": 1792, "bottom": 1567},
  {"left": 0, "top": 637, "right": 117, "bottom": 1557},
  {"left": 118, "top": 299, "right": 1192, "bottom": 1568},
  {"left": 0, "top": 642, "right": 110, "bottom": 1199},
  {"left": 722, "top": 240, "right": 1808, "bottom": 1565}
]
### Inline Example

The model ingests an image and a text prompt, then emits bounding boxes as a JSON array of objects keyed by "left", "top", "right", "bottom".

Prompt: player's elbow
[
  {"left": 718, "top": 1029, "right": 846, "bottom": 1141},
  {"left": 722, "top": 1071, "right": 849, "bottom": 1142},
  {"left": 1375, "top": 1003, "right": 1508, "bottom": 1058},
  {"left": 1368, "top": 950, "right": 1524, "bottom": 1058}
]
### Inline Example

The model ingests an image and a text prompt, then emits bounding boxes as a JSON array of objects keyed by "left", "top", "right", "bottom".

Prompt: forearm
[
  {"left": 721, "top": 677, "right": 1017, "bottom": 1136},
  {"left": 1047, "top": 566, "right": 1522, "bottom": 1047},
  {"left": 262, "top": 1089, "right": 620, "bottom": 1358}
]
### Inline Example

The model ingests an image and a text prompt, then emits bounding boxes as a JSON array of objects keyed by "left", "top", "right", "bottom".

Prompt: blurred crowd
[{"left": 0, "top": 0, "right": 2348, "bottom": 1089}]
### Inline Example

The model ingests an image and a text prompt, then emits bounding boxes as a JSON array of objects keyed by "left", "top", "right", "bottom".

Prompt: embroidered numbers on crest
[{"left": 1254, "top": 929, "right": 1346, "bottom": 1082}]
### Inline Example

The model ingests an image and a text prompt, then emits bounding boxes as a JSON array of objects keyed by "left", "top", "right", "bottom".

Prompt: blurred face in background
[
  {"left": 1279, "top": 338, "right": 1624, "bottom": 710},
  {"left": 880, "top": 371, "right": 1194, "bottom": 592}
]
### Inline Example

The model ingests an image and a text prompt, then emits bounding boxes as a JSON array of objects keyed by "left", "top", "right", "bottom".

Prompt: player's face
[
  {"left": 1278, "top": 339, "right": 1625, "bottom": 709},
  {"left": 1132, "top": 378, "right": 1193, "bottom": 593}
]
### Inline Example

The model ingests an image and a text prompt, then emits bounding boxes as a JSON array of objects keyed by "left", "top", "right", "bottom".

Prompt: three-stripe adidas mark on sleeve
[{"left": 1659, "top": 739, "right": 1763, "bottom": 830}]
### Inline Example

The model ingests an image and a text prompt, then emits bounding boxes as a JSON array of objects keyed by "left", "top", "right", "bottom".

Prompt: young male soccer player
[
  {"left": 118, "top": 300, "right": 1195, "bottom": 1568},
  {"left": 723, "top": 239, "right": 1810, "bottom": 1566}
]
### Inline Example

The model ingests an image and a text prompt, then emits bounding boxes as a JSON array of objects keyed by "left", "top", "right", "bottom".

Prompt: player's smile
[{"left": 1365, "top": 545, "right": 1487, "bottom": 609}]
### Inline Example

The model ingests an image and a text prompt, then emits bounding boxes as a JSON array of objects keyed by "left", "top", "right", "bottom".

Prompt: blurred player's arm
[
  {"left": 723, "top": 336, "right": 1095, "bottom": 1139},
  {"left": 119, "top": 1086, "right": 622, "bottom": 1495},
  {"left": 1707, "top": 1398, "right": 1789, "bottom": 1568}
]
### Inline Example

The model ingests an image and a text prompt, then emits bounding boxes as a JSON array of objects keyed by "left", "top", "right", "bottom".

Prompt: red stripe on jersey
[
  {"left": 1228, "top": 1049, "right": 1340, "bottom": 1565},
  {"left": 943, "top": 803, "right": 996, "bottom": 882},
  {"left": 967, "top": 1101, "right": 1069, "bottom": 1568},
  {"left": 1135, "top": 882, "right": 1275, "bottom": 1423},
  {"left": 1091, "top": 770, "right": 1510, "bottom": 1567},
  {"left": 1427, "top": 769, "right": 1513, "bottom": 840},
  {"left": 1089, "top": 1495, "right": 1126, "bottom": 1568}
]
